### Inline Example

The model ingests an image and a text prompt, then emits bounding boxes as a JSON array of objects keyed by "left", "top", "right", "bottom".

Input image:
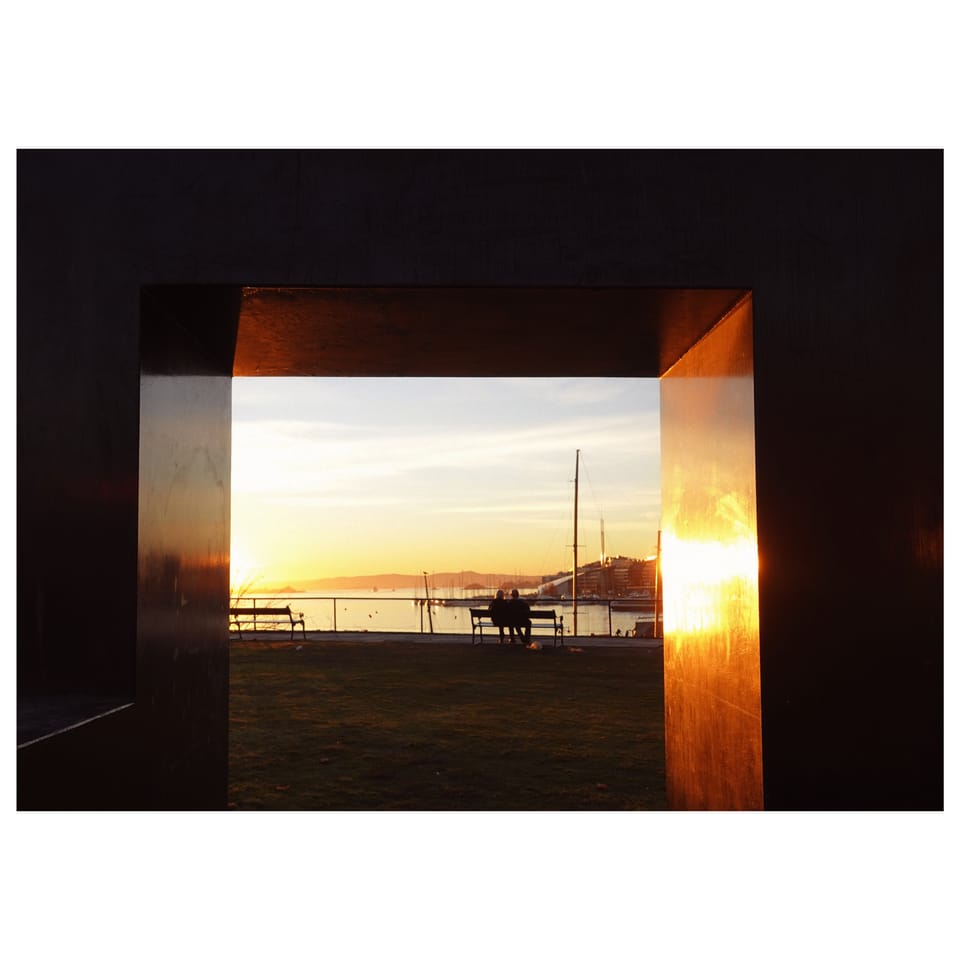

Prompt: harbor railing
[{"left": 230, "top": 595, "right": 661, "bottom": 638}]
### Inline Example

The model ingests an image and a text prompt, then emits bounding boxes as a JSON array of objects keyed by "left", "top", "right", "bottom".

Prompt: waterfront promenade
[{"left": 287, "top": 629, "right": 662, "bottom": 648}]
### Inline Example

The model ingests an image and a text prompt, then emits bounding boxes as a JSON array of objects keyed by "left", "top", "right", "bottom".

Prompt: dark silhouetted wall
[{"left": 17, "top": 150, "right": 942, "bottom": 809}]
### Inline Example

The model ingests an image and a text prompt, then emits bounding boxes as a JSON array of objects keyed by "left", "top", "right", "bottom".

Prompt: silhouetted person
[
  {"left": 508, "top": 588, "right": 532, "bottom": 644},
  {"left": 488, "top": 589, "right": 510, "bottom": 643}
]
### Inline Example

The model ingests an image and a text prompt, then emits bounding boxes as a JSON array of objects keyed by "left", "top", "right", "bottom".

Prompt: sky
[{"left": 231, "top": 377, "right": 661, "bottom": 589}]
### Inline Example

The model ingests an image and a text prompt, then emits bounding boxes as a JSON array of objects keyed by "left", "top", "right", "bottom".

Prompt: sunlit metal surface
[
  {"left": 660, "top": 294, "right": 763, "bottom": 810},
  {"left": 136, "top": 373, "right": 232, "bottom": 807},
  {"left": 235, "top": 287, "right": 748, "bottom": 377},
  {"left": 128, "top": 287, "right": 240, "bottom": 809}
]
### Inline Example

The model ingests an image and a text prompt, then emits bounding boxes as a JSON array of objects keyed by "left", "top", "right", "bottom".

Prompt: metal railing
[{"left": 231, "top": 594, "right": 662, "bottom": 638}]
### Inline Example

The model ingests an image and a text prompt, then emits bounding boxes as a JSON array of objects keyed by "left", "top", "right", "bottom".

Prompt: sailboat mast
[
  {"left": 600, "top": 513, "right": 606, "bottom": 598},
  {"left": 573, "top": 449, "right": 579, "bottom": 637},
  {"left": 423, "top": 570, "right": 434, "bottom": 634}
]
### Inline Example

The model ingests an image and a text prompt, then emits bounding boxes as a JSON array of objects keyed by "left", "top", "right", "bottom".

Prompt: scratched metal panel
[
  {"left": 234, "top": 287, "right": 748, "bottom": 377},
  {"left": 660, "top": 295, "right": 763, "bottom": 810},
  {"left": 136, "top": 373, "right": 232, "bottom": 808}
]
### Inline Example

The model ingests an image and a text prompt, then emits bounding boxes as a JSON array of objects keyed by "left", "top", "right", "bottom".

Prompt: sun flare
[
  {"left": 660, "top": 533, "right": 759, "bottom": 636},
  {"left": 229, "top": 543, "right": 263, "bottom": 595}
]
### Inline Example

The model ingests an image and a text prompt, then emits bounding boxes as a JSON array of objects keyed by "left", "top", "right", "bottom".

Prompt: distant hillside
[{"left": 258, "top": 571, "right": 544, "bottom": 592}]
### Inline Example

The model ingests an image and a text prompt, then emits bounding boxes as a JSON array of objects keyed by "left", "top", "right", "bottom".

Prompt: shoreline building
[{"left": 539, "top": 555, "right": 654, "bottom": 600}]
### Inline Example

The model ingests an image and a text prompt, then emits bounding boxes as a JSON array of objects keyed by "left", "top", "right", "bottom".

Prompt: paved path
[{"left": 294, "top": 630, "right": 662, "bottom": 649}]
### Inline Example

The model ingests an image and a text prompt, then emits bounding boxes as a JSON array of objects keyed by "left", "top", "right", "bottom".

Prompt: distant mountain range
[{"left": 259, "top": 571, "right": 544, "bottom": 593}]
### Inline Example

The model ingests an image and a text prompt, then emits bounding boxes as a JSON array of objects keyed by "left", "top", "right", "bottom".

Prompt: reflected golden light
[
  {"left": 660, "top": 533, "right": 759, "bottom": 637},
  {"left": 656, "top": 292, "right": 763, "bottom": 809}
]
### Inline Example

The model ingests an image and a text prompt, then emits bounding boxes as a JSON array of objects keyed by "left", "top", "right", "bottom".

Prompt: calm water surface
[{"left": 241, "top": 589, "right": 655, "bottom": 637}]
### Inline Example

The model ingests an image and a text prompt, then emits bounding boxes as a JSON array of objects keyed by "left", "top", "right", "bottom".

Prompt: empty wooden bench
[
  {"left": 469, "top": 608, "right": 564, "bottom": 647},
  {"left": 229, "top": 605, "right": 306, "bottom": 641}
]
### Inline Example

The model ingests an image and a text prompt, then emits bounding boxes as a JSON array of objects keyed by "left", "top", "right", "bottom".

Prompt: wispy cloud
[
  {"left": 233, "top": 413, "right": 657, "bottom": 495},
  {"left": 231, "top": 378, "right": 662, "bottom": 577}
]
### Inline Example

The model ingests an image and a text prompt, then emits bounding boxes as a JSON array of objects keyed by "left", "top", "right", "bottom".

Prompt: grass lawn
[{"left": 229, "top": 639, "right": 666, "bottom": 810}]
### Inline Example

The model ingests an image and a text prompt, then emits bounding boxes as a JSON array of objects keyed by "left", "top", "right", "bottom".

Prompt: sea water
[{"left": 240, "top": 589, "right": 655, "bottom": 638}]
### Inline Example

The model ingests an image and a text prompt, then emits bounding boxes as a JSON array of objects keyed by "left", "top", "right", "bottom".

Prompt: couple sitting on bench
[{"left": 487, "top": 589, "right": 532, "bottom": 644}]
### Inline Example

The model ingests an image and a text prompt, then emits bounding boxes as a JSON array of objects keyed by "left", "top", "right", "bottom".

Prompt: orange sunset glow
[
  {"left": 660, "top": 532, "right": 759, "bottom": 638},
  {"left": 230, "top": 377, "right": 662, "bottom": 589}
]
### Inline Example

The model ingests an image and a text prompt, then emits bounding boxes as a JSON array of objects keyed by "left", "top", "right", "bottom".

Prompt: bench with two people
[{"left": 470, "top": 589, "right": 564, "bottom": 647}]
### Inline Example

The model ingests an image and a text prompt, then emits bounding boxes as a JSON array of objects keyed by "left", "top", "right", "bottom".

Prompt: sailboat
[{"left": 569, "top": 449, "right": 663, "bottom": 639}]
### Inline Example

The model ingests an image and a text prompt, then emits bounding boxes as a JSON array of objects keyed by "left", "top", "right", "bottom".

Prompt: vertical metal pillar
[{"left": 573, "top": 449, "right": 579, "bottom": 637}]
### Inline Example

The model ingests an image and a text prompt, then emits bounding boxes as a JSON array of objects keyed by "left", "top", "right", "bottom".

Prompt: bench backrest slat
[
  {"left": 230, "top": 606, "right": 301, "bottom": 623},
  {"left": 469, "top": 608, "right": 558, "bottom": 620},
  {"left": 528, "top": 611, "right": 556, "bottom": 619}
]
